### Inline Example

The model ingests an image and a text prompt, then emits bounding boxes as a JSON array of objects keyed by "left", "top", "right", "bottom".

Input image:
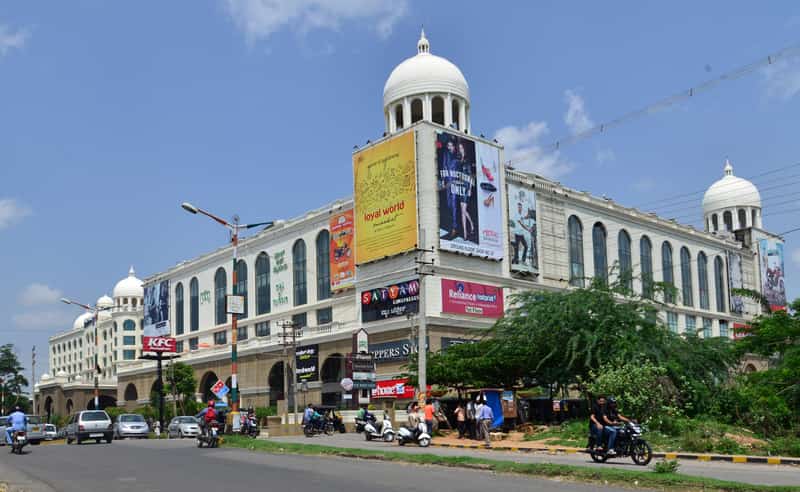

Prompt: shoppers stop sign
[{"left": 143, "top": 336, "right": 176, "bottom": 353}]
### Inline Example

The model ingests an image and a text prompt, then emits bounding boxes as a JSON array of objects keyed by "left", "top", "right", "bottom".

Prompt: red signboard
[
  {"left": 371, "top": 378, "right": 416, "bottom": 399},
  {"left": 441, "top": 279, "right": 504, "bottom": 318},
  {"left": 143, "top": 336, "right": 177, "bottom": 353},
  {"left": 733, "top": 323, "right": 751, "bottom": 340}
]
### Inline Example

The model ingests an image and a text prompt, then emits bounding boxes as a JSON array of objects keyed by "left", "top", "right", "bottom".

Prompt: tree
[
  {"left": 166, "top": 362, "right": 197, "bottom": 415},
  {"left": 1, "top": 344, "right": 29, "bottom": 414}
]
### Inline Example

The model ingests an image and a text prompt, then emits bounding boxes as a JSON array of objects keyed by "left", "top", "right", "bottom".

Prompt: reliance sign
[
  {"left": 143, "top": 336, "right": 177, "bottom": 353},
  {"left": 441, "top": 279, "right": 504, "bottom": 318}
]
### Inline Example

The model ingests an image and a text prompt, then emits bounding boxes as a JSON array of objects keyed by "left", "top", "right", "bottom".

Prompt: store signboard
[
  {"left": 360, "top": 279, "right": 420, "bottom": 322},
  {"left": 441, "top": 279, "right": 503, "bottom": 317},
  {"left": 295, "top": 344, "right": 319, "bottom": 383}
]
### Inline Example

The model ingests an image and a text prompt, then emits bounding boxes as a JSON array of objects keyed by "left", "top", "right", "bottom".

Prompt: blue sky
[{"left": 2, "top": 1, "right": 799, "bottom": 380}]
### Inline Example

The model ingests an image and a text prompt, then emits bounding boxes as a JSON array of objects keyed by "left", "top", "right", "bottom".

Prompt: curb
[{"left": 430, "top": 442, "right": 800, "bottom": 466}]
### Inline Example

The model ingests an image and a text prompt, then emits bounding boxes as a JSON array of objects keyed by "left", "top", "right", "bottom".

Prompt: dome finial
[
  {"left": 417, "top": 27, "right": 429, "bottom": 54},
  {"left": 128, "top": 265, "right": 135, "bottom": 277},
  {"left": 724, "top": 158, "right": 733, "bottom": 176}
]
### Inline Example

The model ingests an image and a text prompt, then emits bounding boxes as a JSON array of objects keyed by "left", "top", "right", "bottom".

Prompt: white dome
[
  {"left": 383, "top": 30, "right": 469, "bottom": 109},
  {"left": 40, "top": 373, "right": 51, "bottom": 381},
  {"left": 97, "top": 294, "right": 114, "bottom": 308},
  {"left": 73, "top": 312, "right": 93, "bottom": 330},
  {"left": 74, "top": 374, "right": 82, "bottom": 382},
  {"left": 113, "top": 266, "right": 143, "bottom": 299},
  {"left": 703, "top": 160, "right": 761, "bottom": 214},
  {"left": 56, "top": 370, "right": 67, "bottom": 378}
]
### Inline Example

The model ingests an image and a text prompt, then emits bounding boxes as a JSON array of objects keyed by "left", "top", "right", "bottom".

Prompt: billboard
[
  {"left": 437, "top": 131, "right": 503, "bottom": 259},
  {"left": 441, "top": 279, "right": 504, "bottom": 317},
  {"left": 507, "top": 182, "right": 538, "bottom": 273},
  {"left": 371, "top": 378, "right": 416, "bottom": 399},
  {"left": 295, "top": 344, "right": 319, "bottom": 383},
  {"left": 727, "top": 252, "right": 744, "bottom": 314},
  {"left": 360, "top": 279, "right": 420, "bottom": 322},
  {"left": 353, "top": 132, "right": 417, "bottom": 264},
  {"left": 143, "top": 280, "right": 170, "bottom": 337},
  {"left": 758, "top": 238, "right": 787, "bottom": 310},
  {"left": 330, "top": 210, "right": 355, "bottom": 291},
  {"left": 143, "top": 336, "right": 176, "bottom": 353}
]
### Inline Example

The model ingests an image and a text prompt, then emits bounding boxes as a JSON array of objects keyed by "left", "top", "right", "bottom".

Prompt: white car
[
  {"left": 113, "top": 414, "right": 150, "bottom": 439},
  {"left": 43, "top": 424, "right": 58, "bottom": 440},
  {"left": 167, "top": 416, "right": 201, "bottom": 438}
]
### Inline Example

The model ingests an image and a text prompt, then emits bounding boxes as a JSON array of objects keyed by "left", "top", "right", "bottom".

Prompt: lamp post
[
  {"left": 61, "top": 298, "right": 112, "bottom": 410},
  {"left": 181, "top": 202, "right": 276, "bottom": 422}
]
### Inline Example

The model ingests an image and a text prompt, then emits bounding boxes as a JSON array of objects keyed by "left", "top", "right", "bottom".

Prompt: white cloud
[
  {"left": 792, "top": 248, "right": 800, "bottom": 268},
  {"left": 633, "top": 177, "right": 656, "bottom": 192},
  {"left": 564, "top": 89, "right": 594, "bottom": 135},
  {"left": 0, "top": 198, "right": 32, "bottom": 229},
  {"left": 761, "top": 58, "right": 800, "bottom": 101},
  {"left": 596, "top": 149, "right": 616, "bottom": 165},
  {"left": 19, "top": 283, "right": 63, "bottom": 307},
  {"left": 494, "top": 121, "right": 573, "bottom": 179},
  {"left": 223, "top": 0, "right": 407, "bottom": 42},
  {"left": 0, "top": 24, "right": 29, "bottom": 57},
  {"left": 12, "top": 310, "right": 74, "bottom": 330}
]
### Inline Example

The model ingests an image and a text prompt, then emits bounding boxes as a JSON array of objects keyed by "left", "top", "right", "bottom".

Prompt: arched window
[
  {"left": 640, "top": 236, "right": 653, "bottom": 299},
  {"left": 662, "top": 242, "right": 675, "bottom": 303},
  {"left": 752, "top": 209, "right": 757, "bottom": 226},
  {"left": 568, "top": 215, "right": 584, "bottom": 287},
  {"left": 189, "top": 277, "right": 199, "bottom": 332},
  {"left": 714, "top": 256, "right": 726, "bottom": 312},
  {"left": 214, "top": 267, "right": 227, "bottom": 325},
  {"left": 255, "top": 253, "right": 271, "bottom": 315},
  {"left": 592, "top": 223, "right": 608, "bottom": 284},
  {"left": 451, "top": 100, "right": 460, "bottom": 129},
  {"left": 680, "top": 247, "right": 693, "bottom": 307},
  {"left": 293, "top": 239, "right": 307, "bottom": 306},
  {"left": 432, "top": 96, "right": 444, "bottom": 125},
  {"left": 316, "top": 230, "right": 331, "bottom": 301},
  {"left": 411, "top": 98, "right": 423, "bottom": 123},
  {"left": 618, "top": 230, "right": 633, "bottom": 291},
  {"left": 711, "top": 214, "right": 719, "bottom": 231},
  {"left": 394, "top": 104, "right": 404, "bottom": 129},
  {"left": 235, "top": 260, "right": 248, "bottom": 319},
  {"left": 698, "top": 252, "right": 709, "bottom": 309},
  {"left": 738, "top": 209, "right": 747, "bottom": 229},
  {"left": 723, "top": 211, "right": 733, "bottom": 231},
  {"left": 175, "top": 282, "right": 184, "bottom": 335}
]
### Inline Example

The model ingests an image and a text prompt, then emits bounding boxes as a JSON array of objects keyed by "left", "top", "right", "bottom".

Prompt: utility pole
[
  {"left": 415, "top": 229, "right": 435, "bottom": 406},
  {"left": 31, "top": 346, "right": 36, "bottom": 413},
  {"left": 278, "top": 320, "right": 297, "bottom": 424}
]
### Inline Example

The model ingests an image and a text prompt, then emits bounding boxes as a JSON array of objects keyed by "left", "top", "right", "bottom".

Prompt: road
[
  {"left": 0, "top": 439, "right": 628, "bottom": 492},
  {"left": 272, "top": 433, "right": 800, "bottom": 487}
]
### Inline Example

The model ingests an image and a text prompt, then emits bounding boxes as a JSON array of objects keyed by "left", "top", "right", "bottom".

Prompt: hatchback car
[
  {"left": 113, "top": 414, "right": 149, "bottom": 439},
  {"left": 43, "top": 424, "right": 58, "bottom": 440},
  {"left": 26, "top": 415, "right": 45, "bottom": 445},
  {"left": 66, "top": 410, "right": 113, "bottom": 444},
  {"left": 167, "top": 416, "right": 200, "bottom": 438}
]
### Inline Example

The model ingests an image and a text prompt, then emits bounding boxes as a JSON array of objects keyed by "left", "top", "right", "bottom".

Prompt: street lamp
[
  {"left": 181, "top": 202, "right": 278, "bottom": 422},
  {"left": 61, "top": 297, "right": 112, "bottom": 410}
]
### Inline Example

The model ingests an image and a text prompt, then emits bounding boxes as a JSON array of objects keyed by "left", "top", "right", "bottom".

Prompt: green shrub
[
  {"left": 653, "top": 459, "right": 680, "bottom": 473},
  {"left": 105, "top": 407, "right": 127, "bottom": 421},
  {"left": 680, "top": 430, "right": 715, "bottom": 453},
  {"left": 767, "top": 436, "right": 800, "bottom": 457},
  {"left": 715, "top": 437, "right": 746, "bottom": 455},
  {"left": 255, "top": 406, "right": 276, "bottom": 423}
]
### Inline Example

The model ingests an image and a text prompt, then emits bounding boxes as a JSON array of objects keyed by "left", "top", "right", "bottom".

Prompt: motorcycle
[
  {"left": 364, "top": 413, "right": 394, "bottom": 442},
  {"left": 303, "top": 417, "right": 334, "bottom": 438},
  {"left": 197, "top": 422, "right": 220, "bottom": 448},
  {"left": 397, "top": 422, "right": 431, "bottom": 447},
  {"left": 588, "top": 421, "right": 652, "bottom": 466},
  {"left": 240, "top": 415, "right": 259, "bottom": 438},
  {"left": 10, "top": 430, "right": 28, "bottom": 455}
]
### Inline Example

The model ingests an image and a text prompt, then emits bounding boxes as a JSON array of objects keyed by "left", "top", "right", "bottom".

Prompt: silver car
[
  {"left": 43, "top": 424, "right": 58, "bottom": 440},
  {"left": 167, "top": 416, "right": 200, "bottom": 438},
  {"left": 26, "top": 415, "right": 45, "bottom": 445},
  {"left": 66, "top": 410, "right": 113, "bottom": 444},
  {"left": 113, "top": 414, "right": 150, "bottom": 439}
]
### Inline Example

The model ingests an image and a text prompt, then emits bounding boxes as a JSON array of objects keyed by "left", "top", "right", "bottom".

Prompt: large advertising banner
[
  {"left": 727, "top": 252, "right": 745, "bottom": 314},
  {"left": 758, "top": 238, "right": 787, "bottom": 310},
  {"left": 507, "top": 182, "right": 539, "bottom": 273},
  {"left": 353, "top": 132, "right": 417, "bottom": 264},
  {"left": 271, "top": 247, "right": 291, "bottom": 311},
  {"left": 361, "top": 279, "right": 420, "bottom": 322},
  {"left": 295, "top": 344, "right": 319, "bottom": 383},
  {"left": 437, "top": 131, "right": 503, "bottom": 259},
  {"left": 143, "top": 280, "right": 170, "bottom": 337},
  {"left": 441, "top": 278, "right": 504, "bottom": 317},
  {"left": 330, "top": 210, "right": 355, "bottom": 291}
]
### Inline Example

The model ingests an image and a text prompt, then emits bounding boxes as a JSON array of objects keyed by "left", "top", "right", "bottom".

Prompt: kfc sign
[{"left": 143, "top": 336, "right": 177, "bottom": 353}]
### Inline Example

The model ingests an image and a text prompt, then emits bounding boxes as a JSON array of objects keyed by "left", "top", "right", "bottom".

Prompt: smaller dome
[
  {"left": 702, "top": 160, "right": 761, "bottom": 214},
  {"left": 40, "top": 373, "right": 51, "bottom": 381},
  {"left": 73, "top": 312, "right": 94, "bottom": 330},
  {"left": 97, "top": 294, "right": 114, "bottom": 308},
  {"left": 113, "top": 266, "right": 144, "bottom": 299},
  {"left": 56, "top": 370, "right": 67, "bottom": 378},
  {"left": 74, "top": 374, "right": 82, "bottom": 382}
]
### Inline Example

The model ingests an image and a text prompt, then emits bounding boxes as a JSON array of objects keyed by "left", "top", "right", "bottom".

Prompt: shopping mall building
[{"left": 36, "top": 32, "right": 785, "bottom": 418}]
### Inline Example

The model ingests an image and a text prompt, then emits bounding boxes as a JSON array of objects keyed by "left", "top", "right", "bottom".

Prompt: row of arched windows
[
  {"left": 568, "top": 216, "right": 727, "bottom": 312},
  {"left": 173, "top": 230, "right": 331, "bottom": 332},
  {"left": 392, "top": 96, "right": 462, "bottom": 130}
]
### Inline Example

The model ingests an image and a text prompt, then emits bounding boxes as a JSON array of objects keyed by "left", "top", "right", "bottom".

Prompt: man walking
[
  {"left": 465, "top": 399, "right": 476, "bottom": 439},
  {"left": 477, "top": 401, "right": 494, "bottom": 448}
]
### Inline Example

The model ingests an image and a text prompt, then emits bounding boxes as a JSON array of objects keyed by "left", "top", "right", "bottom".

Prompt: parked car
[
  {"left": 113, "top": 414, "right": 150, "bottom": 439},
  {"left": 65, "top": 410, "right": 113, "bottom": 444},
  {"left": 43, "top": 424, "right": 58, "bottom": 440},
  {"left": 167, "top": 416, "right": 200, "bottom": 438},
  {"left": 26, "top": 415, "right": 45, "bottom": 445},
  {"left": 0, "top": 416, "right": 7, "bottom": 446}
]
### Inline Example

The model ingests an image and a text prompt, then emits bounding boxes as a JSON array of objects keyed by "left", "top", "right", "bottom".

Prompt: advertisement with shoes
[{"left": 436, "top": 130, "right": 503, "bottom": 259}]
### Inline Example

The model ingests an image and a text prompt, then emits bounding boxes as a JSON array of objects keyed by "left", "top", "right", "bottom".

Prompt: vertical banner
[
  {"left": 143, "top": 280, "right": 170, "bottom": 337},
  {"left": 353, "top": 132, "right": 417, "bottom": 264},
  {"left": 758, "top": 238, "right": 787, "bottom": 310},
  {"left": 727, "top": 252, "right": 744, "bottom": 314},
  {"left": 436, "top": 131, "right": 503, "bottom": 259},
  {"left": 295, "top": 344, "right": 319, "bottom": 383},
  {"left": 507, "top": 182, "right": 538, "bottom": 273},
  {"left": 330, "top": 210, "right": 355, "bottom": 291}
]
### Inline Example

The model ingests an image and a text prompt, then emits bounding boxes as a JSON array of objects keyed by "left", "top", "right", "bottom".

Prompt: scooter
[
  {"left": 364, "top": 413, "right": 394, "bottom": 442},
  {"left": 10, "top": 430, "right": 28, "bottom": 455},
  {"left": 197, "top": 422, "right": 220, "bottom": 448},
  {"left": 240, "top": 416, "right": 259, "bottom": 438},
  {"left": 397, "top": 421, "right": 431, "bottom": 447}
]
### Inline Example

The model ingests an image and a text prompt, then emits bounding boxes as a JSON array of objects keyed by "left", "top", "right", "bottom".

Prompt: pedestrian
[
  {"left": 454, "top": 402, "right": 466, "bottom": 438},
  {"left": 465, "top": 399, "right": 476, "bottom": 439},
  {"left": 474, "top": 397, "right": 485, "bottom": 440},
  {"left": 154, "top": 420, "right": 161, "bottom": 438},
  {"left": 424, "top": 399, "right": 435, "bottom": 435},
  {"left": 477, "top": 400, "right": 494, "bottom": 448}
]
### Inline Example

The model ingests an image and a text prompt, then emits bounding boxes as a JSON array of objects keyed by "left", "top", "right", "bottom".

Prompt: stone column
[{"left": 444, "top": 94, "right": 453, "bottom": 128}]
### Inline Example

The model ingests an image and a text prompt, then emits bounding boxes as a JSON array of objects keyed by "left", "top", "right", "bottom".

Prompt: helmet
[
  {"left": 14, "top": 405, "right": 21, "bottom": 412},
  {"left": 608, "top": 397, "right": 617, "bottom": 405},
  {"left": 208, "top": 400, "right": 215, "bottom": 407}
]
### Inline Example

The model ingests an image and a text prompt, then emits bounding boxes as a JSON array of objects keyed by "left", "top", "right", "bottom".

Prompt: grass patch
[{"left": 222, "top": 435, "right": 799, "bottom": 492}]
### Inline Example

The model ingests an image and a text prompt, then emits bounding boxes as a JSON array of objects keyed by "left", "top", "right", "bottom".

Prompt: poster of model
[
  {"left": 758, "top": 238, "right": 787, "bottom": 310},
  {"left": 143, "top": 280, "right": 170, "bottom": 337},
  {"left": 436, "top": 131, "right": 503, "bottom": 260},
  {"left": 353, "top": 132, "right": 417, "bottom": 264},
  {"left": 330, "top": 210, "right": 355, "bottom": 291},
  {"left": 507, "top": 182, "right": 538, "bottom": 273},
  {"left": 727, "top": 252, "right": 744, "bottom": 314}
]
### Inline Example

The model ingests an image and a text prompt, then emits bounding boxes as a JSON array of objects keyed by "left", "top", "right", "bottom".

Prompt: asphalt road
[
  {"left": 272, "top": 433, "right": 800, "bottom": 487},
  {"left": 0, "top": 439, "right": 629, "bottom": 492}
]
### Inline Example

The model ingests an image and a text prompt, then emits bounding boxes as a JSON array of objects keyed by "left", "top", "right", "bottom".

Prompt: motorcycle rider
[
  {"left": 407, "top": 402, "right": 422, "bottom": 439},
  {"left": 605, "top": 398, "right": 631, "bottom": 428},
  {"left": 200, "top": 400, "right": 217, "bottom": 438},
  {"left": 5, "top": 406, "right": 27, "bottom": 445},
  {"left": 589, "top": 395, "right": 611, "bottom": 453}
]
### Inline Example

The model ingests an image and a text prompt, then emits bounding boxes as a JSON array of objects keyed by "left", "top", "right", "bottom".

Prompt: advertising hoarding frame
[
  {"left": 330, "top": 210, "right": 356, "bottom": 291},
  {"left": 360, "top": 278, "right": 420, "bottom": 323},
  {"left": 143, "top": 280, "right": 170, "bottom": 337},
  {"left": 507, "top": 181, "right": 539, "bottom": 274},
  {"left": 440, "top": 278, "right": 504, "bottom": 318},
  {"left": 295, "top": 344, "right": 320, "bottom": 383}
]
